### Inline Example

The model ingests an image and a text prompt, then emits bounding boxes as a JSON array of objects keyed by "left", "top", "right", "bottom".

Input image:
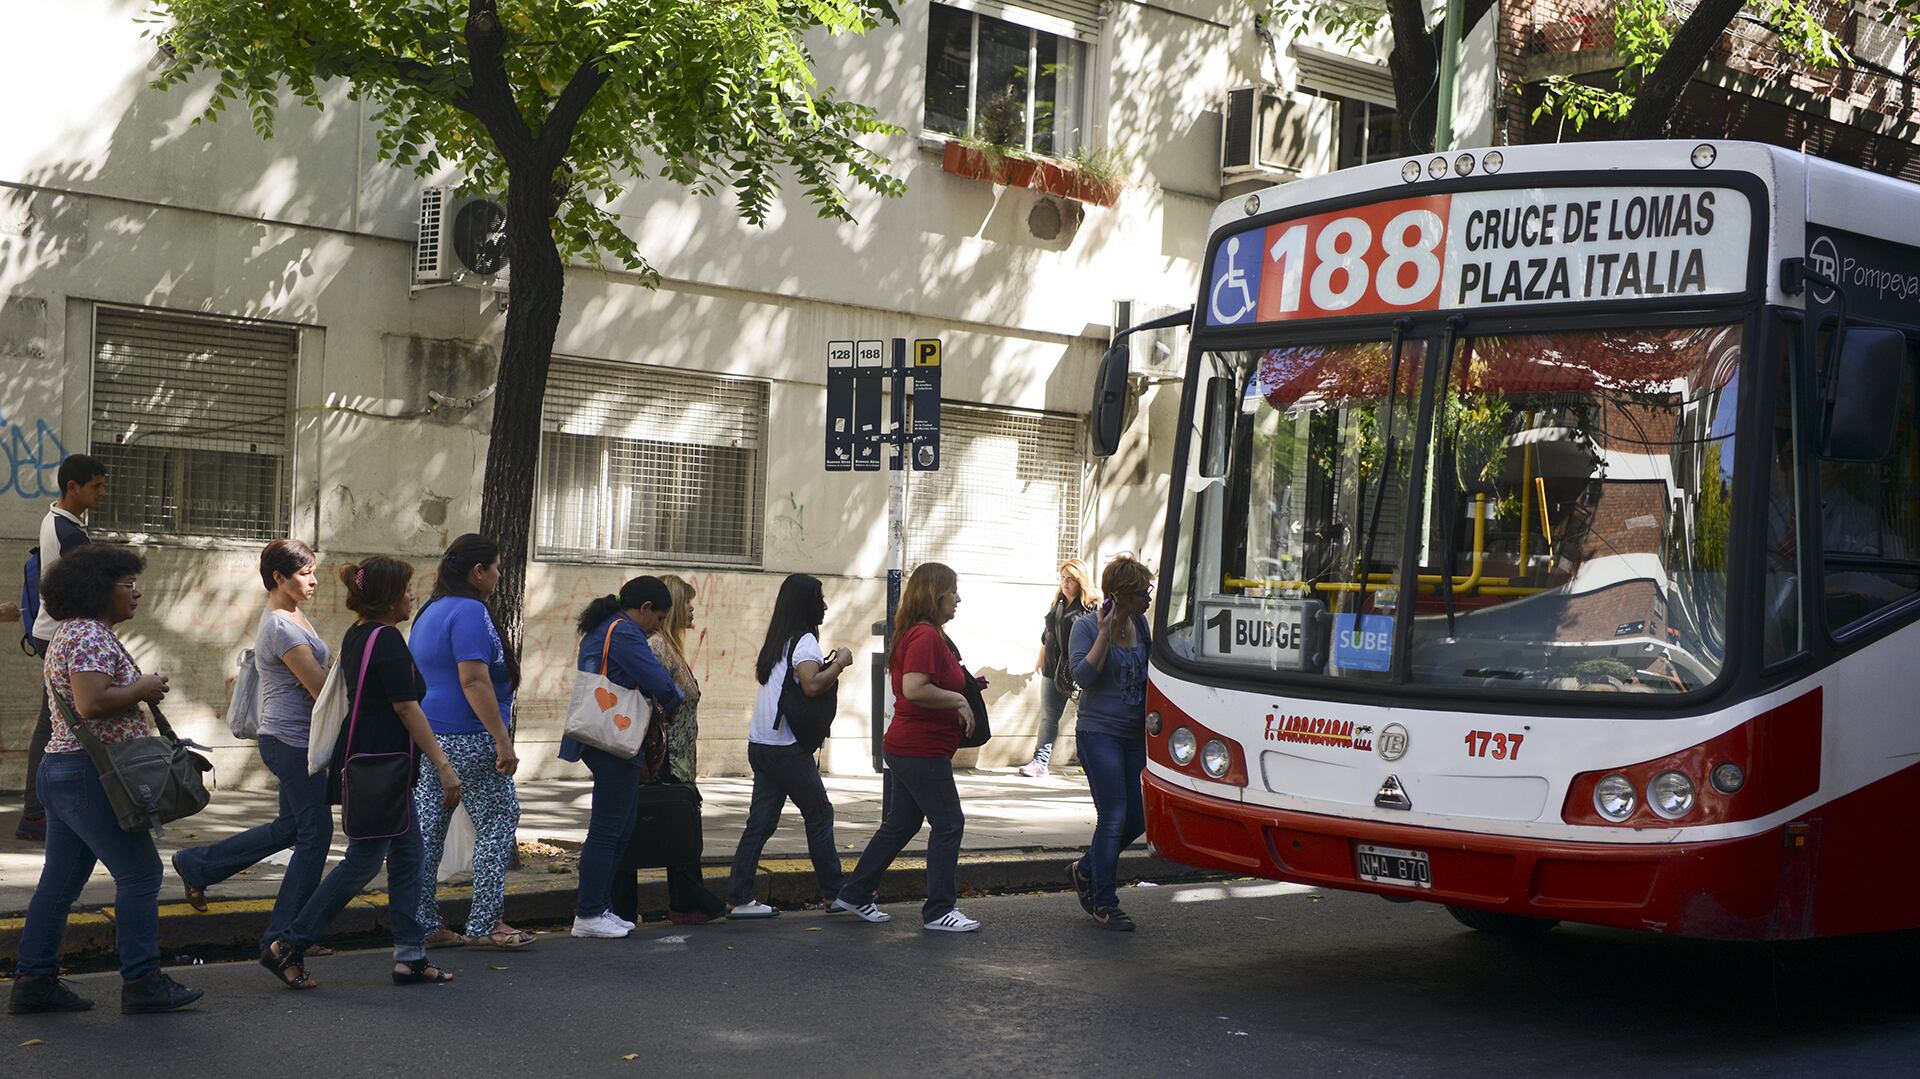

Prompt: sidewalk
[{"left": 1, "top": 768, "right": 1215, "bottom": 967}]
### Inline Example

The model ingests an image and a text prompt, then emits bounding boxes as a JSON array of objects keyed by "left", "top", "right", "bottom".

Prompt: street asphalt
[{"left": 4, "top": 882, "right": 1917, "bottom": 1076}]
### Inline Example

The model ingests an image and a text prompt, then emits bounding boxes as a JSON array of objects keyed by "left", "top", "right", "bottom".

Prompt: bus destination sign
[{"left": 1206, "top": 185, "right": 1750, "bottom": 326}]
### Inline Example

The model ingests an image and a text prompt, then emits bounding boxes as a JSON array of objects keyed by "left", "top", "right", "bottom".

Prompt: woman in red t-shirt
[{"left": 830, "top": 562, "right": 982, "bottom": 932}]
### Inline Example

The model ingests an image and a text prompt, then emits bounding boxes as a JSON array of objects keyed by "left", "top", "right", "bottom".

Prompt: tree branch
[
  {"left": 1621, "top": 0, "right": 1747, "bottom": 138},
  {"left": 464, "top": 0, "right": 536, "bottom": 160},
  {"left": 534, "top": 55, "right": 612, "bottom": 163}
]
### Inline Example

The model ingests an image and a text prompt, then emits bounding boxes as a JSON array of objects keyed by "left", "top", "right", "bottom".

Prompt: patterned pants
[{"left": 414, "top": 731, "right": 521, "bottom": 938}]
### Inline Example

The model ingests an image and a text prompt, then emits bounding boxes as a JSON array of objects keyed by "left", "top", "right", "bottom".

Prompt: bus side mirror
[
  {"left": 1090, "top": 340, "right": 1131, "bottom": 457},
  {"left": 1823, "top": 327, "right": 1906, "bottom": 462},
  {"left": 1199, "top": 377, "right": 1235, "bottom": 478}
]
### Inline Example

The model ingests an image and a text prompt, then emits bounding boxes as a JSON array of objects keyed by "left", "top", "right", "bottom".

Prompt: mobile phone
[{"left": 1100, "top": 597, "right": 1114, "bottom": 617}]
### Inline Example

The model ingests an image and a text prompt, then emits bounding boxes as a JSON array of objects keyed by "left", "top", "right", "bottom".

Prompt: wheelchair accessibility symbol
[{"left": 1209, "top": 234, "right": 1259, "bottom": 325}]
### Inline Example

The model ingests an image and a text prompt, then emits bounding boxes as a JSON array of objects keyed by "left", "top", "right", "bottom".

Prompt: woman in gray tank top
[{"left": 172, "top": 539, "right": 335, "bottom": 958}]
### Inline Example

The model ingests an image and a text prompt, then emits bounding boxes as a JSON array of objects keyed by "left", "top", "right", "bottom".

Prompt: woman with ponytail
[
  {"left": 557, "top": 576, "right": 682, "bottom": 939},
  {"left": 407, "top": 534, "right": 531, "bottom": 950},
  {"left": 261, "top": 556, "right": 462, "bottom": 989}
]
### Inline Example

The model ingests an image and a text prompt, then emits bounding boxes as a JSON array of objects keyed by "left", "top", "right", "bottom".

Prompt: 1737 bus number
[{"left": 1462, "top": 730, "right": 1525, "bottom": 760}]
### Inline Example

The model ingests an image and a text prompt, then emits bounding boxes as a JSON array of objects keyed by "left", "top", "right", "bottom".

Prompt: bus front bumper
[{"left": 1143, "top": 770, "right": 1808, "bottom": 939}]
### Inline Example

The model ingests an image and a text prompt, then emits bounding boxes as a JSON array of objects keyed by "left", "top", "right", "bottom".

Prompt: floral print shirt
[{"left": 45, "top": 618, "right": 150, "bottom": 753}]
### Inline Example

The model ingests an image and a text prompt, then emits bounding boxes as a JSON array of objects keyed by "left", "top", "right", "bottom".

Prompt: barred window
[
  {"left": 89, "top": 306, "right": 296, "bottom": 540},
  {"left": 907, "top": 403, "right": 1085, "bottom": 582},
  {"left": 538, "top": 358, "right": 767, "bottom": 565}
]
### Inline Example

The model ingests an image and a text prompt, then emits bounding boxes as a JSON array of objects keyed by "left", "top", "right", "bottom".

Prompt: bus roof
[{"left": 1203, "top": 141, "right": 1920, "bottom": 318}]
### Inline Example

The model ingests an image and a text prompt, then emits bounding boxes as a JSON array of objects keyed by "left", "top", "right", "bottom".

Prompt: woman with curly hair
[{"left": 10, "top": 545, "right": 203, "bottom": 1015}]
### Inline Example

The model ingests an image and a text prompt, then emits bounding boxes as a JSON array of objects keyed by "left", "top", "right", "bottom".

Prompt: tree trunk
[
  {"left": 1385, "top": 0, "right": 1497, "bottom": 157},
  {"left": 1389, "top": 0, "right": 1439, "bottom": 156},
  {"left": 477, "top": 163, "right": 565, "bottom": 656},
  {"left": 1620, "top": 0, "right": 1748, "bottom": 139}
]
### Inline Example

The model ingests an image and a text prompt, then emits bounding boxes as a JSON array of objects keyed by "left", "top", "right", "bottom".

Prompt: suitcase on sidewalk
[{"left": 619, "top": 781, "right": 702, "bottom": 871}]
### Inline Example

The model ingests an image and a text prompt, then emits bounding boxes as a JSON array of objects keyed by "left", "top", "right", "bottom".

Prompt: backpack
[
  {"left": 775, "top": 637, "right": 838, "bottom": 752},
  {"left": 20, "top": 546, "right": 39, "bottom": 654}
]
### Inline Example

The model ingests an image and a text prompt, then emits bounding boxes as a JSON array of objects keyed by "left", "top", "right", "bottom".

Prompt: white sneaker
[
  {"left": 726, "top": 901, "right": 780, "bottom": 920},
  {"left": 829, "top": 898, "right": 891, "bottom": 923},
  {"left": 609, "top": 913, "right": 636, "bottom": 931},
  {"left": 571, "top": 912, "right": 631, "bottom": 939},
  {"left": 923, "top": 910, "right": 981, "bottom": 933},
  {"left": 1017, "top": 760, "right": 1050, "bottom": 778}
]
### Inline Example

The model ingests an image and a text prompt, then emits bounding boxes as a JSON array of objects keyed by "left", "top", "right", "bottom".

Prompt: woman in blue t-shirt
[
  {"left": 408, "top": 534, "right": 532, "bottom": 950},
  {"left": 1068, "top": 555, "right": 1154, "bottom": 933}
]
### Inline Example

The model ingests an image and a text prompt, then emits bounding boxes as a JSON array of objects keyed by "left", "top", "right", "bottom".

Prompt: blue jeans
[
  {"left": 1075, "top": 730, "right": 1146, "bottom": 910},
  {"left": 725, "top": 741, "right": 843, "bottom": 906},
  {"left": 280, "top": 809, "right": 428, "bottom": 962},
  {"left": 1032, "top": 678, "right": 1070, "bottom": 762},
  {"left": 838, "top": 754, "right": 964, "bottom": 922},
  {"left": 575, "top": 746, "right": 642, "bottom": 918},
  {"left": 173, "top": 734, "right": 332, "bottom": 947},
  {"left": 17, "top": 752, "right": 163, "bottom": 981}
]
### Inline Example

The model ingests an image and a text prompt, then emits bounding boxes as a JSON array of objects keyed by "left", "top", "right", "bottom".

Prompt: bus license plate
[{"left": 1355, "top": 844, "right": 1432, "bottom": 889}]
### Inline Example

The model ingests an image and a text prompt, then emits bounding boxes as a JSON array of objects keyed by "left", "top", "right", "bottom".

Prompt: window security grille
[
  {"left": 906, "top": 404, "right": 1085, "bottom": 582},
  {"left": 90, "top": 307, "right": 296, "bottom": 540},
  {"left": 538, "top": 358, "right": 768, "bottom": 565}
]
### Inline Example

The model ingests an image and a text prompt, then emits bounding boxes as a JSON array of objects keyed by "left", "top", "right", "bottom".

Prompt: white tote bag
[
  {"left": 306, "top": 655, "right": 350, "bottom": 775},
  {"left": 562, "top": 620, "right": 652, "bottom": 759},
  {"left": 225, "top": 647, "right": 262, "bottom": 739}
]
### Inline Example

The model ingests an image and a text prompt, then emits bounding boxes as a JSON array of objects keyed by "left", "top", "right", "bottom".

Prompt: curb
[{"left": 0, "top": 849, "right": 1222, "bottom": 973}]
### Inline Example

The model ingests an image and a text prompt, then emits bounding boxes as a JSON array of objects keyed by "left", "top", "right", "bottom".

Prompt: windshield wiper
[{"left": 1352, "top": 319, "right": 1413, "bottom": 598}]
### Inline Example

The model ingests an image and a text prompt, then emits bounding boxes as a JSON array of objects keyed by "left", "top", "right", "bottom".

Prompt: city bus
[{"left": 1101, "top": 140, "right": 1920, "bottom": 940}]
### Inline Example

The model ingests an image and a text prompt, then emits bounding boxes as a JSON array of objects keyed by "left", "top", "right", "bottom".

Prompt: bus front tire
[{"left": 1445, "top": 905, "right": 1560, "bottom": 935}]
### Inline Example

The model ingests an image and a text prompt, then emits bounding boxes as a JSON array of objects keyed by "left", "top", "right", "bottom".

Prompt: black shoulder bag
[
  {"left": 776, "top": 638, "right": 838, "bottom": 752},
  {"left": 948, "top": 633, "right": 992, "bottom": 749},
  {"left": 49, "top": 681, "right": 212, "bottom": 837}
]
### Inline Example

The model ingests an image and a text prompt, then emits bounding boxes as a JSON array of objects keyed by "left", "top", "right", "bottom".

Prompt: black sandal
[
  {"left": 392, "top": 958, "right": 455, "bottom": 986},
  {"left": 260, "top": 941, "right": 317, "bottom": 990}
]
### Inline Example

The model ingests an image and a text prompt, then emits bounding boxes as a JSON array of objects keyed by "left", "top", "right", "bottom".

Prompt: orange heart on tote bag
[
  {"left": 594, "top": 687, "right": 618, "bottom": 711},
  {"left": 614, "top": 714, "right": 633, "bottom": 731}
]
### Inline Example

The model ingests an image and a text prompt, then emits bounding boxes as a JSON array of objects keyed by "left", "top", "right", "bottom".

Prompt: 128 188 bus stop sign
[{"left": 1206, "top": 185, "right": 1751, "bottom": 325}]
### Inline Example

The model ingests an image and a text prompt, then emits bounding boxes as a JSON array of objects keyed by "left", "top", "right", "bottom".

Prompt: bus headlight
[
  {"left": 1201, "top": 739, "right": 1231, "bottom": 779},
  {"left": 1648, "top": 771, "right": 1696, "bottom": 819},
  {"left": 1711, "top": 762, "right": 1745, "bottom": 795},
  {"left": 1146, "top": 710, "right": 1163, "bottom": 737},
  {"left": 1170, "top": 727, "right": 1198, "bottom": 766},
  {"left": 1593, "top": 774, "right": 1637, "bottom": 822}
]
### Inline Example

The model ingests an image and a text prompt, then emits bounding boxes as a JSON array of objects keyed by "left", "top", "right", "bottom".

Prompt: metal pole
[
  {"left": 876, "top": 338, "right": 910, "bottom": 791},
  {"left": 1434, "top": 0, "right": 1463, "bottom": 153}
]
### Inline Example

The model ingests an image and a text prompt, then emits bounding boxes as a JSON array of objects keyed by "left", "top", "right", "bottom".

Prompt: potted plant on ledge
[{"left": 940, "top": 88, "right": 1038, "bottom": 188}]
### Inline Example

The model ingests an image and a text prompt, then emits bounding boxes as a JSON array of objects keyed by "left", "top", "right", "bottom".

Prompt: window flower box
[
  {"left": 942, "top": 139, "right": 1122, "bottom": 207},
  {"left": 941, "top": 139, "right": 1035, "bottom": 187}
]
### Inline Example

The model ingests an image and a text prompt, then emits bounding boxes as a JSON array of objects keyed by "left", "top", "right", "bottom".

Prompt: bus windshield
[{"left": 1165, "top": 323, "right": 1742, "bottom": 696}]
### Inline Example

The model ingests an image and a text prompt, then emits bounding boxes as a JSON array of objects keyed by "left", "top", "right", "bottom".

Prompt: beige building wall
[{"left": 0, "top": 0, "right": 1289, "bottom": 789}]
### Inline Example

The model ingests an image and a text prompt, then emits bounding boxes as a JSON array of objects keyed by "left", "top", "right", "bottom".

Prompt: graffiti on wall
[{"left": 0, "top": 415, "right": 66, "bottom": 499}]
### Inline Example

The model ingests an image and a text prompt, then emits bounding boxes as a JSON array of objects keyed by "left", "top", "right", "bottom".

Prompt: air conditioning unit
[
  {"left": 413, "top": 186, "right": 510, "bottom": 293},
  {"left": 1223, "top": 85, "right": 1335, "bottom": 184}
]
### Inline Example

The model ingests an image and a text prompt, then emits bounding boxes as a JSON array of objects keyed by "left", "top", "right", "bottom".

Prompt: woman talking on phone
[
  {"left": 722, "top": 574, "right": 853, "bottom": 918},
  {"left": 1067, "top": 555, "right": 1154, "bottom": 931}
]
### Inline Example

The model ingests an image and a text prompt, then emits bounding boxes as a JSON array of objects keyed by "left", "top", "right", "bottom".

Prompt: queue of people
[{"left": 8, "top": 504, "right": 1160, "bottom": 1012}]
